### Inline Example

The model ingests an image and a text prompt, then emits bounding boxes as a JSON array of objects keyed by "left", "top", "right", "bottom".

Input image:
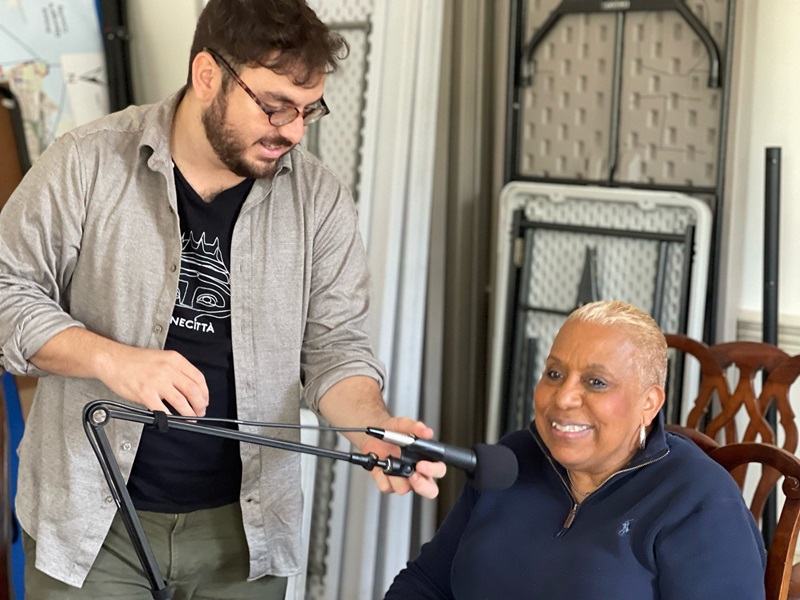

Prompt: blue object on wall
[{"left": 1, "top": 373, "right": 25, "bottom": 600}]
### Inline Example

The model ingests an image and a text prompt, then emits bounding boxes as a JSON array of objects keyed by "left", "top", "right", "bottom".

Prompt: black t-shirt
[{"left": 127, "top": 165, "right": 254, "bottom": 512}]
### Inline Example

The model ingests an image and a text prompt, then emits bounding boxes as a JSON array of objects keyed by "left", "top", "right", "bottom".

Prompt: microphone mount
[{"left": 82, "top": 400, "right": 419, "bottom": 600}]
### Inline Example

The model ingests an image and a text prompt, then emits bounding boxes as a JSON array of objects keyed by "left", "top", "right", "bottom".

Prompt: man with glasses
[{"left": 0, "top": 0, "right": 444, "bottom": 597}]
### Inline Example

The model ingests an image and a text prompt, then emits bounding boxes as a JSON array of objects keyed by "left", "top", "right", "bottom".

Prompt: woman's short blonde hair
[{"left": 565, "top": 300, "right": 667, "bottom": 389}]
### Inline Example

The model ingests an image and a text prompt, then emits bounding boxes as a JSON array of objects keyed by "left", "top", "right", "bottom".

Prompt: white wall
[
  {"left": 127, "top": 0, "right": 201, "bottom": 104},
  {"left": 724, "top": 0, "right": 800, "bottom": 339}
]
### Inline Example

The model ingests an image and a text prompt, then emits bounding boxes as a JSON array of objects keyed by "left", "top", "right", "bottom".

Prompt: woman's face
[{"left": 533, "top": 320, "right": 663, "bottom": 485}]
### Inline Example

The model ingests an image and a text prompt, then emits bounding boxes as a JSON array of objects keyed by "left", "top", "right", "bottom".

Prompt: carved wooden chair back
[
  {"left": 665, "top": 334, "right": 731, "bottom": 436},
  {"left": 709, "top": 341, "right": 795, "bottom": 444},
  {"left": 667, "top": 425, "right": 800, "bottom": 600},
  {"left": 665, "top": 334, "right": 800, "bottom": 520}
]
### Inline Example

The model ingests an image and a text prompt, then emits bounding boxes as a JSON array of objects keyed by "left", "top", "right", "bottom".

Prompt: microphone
[
  {"left": 366, "top": 428, "right": 519, "bottom": 491},
  {"left": 84, "top": 401, "right": 517, "bottom": 600}
]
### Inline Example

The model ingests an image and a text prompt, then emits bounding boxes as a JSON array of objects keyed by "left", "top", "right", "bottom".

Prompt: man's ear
[
  {"left": 642, "top": 385, "right": 666, "bottom": 427},
  {"left": 191, "top": 50, "right": 221, "bottom": 103}
]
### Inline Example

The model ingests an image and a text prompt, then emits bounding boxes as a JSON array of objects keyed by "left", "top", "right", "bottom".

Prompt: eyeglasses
[{"left": 204, "top": 47, "right": 330, "bottom": 127}]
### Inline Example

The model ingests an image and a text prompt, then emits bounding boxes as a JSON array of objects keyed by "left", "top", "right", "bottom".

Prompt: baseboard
[{"left": 736, "top": 310, "right": 800, "bottom": 356}]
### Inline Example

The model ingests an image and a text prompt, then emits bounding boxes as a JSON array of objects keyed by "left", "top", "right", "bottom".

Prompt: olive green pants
[{"left": 23, "top": 503, "right": 288, "bottom": 600}]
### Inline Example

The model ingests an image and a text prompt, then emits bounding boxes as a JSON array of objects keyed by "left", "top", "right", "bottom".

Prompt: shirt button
[
  {"left": 154, "top": 324, "right": 163, "bottom": 333},
  {"left": 105, "top": 496, "right": 114, "bottom": 504},
  {"left": 170, "top": 264, "right": 178, "bottom": 272},
  {"left": 121, "top": 442, "right": 132, "bottom": 452}
]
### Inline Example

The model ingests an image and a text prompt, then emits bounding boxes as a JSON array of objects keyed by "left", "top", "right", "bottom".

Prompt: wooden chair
[
  {"left": 666, "top": 334, "right": 793, "bottom": 444},
  {"left": 665, "top": 334, "right": 800, "bottom": 518},
  {"left": 668, "top": 425, "right": 800, "bottom": 600}
]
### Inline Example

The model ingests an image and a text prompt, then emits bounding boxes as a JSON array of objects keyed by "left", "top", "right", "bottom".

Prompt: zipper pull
[
  {"left": 563, "top": 502, "right": 579, "bottom": 528},
  {"left": 556, "top": 502, "right": 580, "bottom": 537}
]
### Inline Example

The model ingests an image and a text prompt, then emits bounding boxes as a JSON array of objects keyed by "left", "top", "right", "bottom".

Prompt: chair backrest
[
  {"left": 666, "top": 334, "right": 799, "bottom": 442},
  {"left": 665, "top": 335, "right": 800, "bottom": 518},
  {"left": 668, "top": 425, "right": 800, "bottom": 600},
  {"left": 665, "top": 333, "right": 732, "bottom": 435},
  {"left": 709, "top": 341, "right": 795, "bottom": 445},
  {"left": 666, "top": 334, "right": 794, "bottom": 445}
]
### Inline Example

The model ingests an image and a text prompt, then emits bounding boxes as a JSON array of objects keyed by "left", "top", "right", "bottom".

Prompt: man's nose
[{"left": 276, "top": 116, "right": 306, "bottom": 145}]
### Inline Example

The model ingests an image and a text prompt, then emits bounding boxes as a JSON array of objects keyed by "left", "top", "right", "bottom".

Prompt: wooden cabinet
[{"left": 0, "top": 85, "right": 29, "bottom": 212}]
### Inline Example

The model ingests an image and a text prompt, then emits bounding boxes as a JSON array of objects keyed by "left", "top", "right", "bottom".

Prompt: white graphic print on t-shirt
[{"left": 173, "top": 231, "right": 232, "bottom": 334}]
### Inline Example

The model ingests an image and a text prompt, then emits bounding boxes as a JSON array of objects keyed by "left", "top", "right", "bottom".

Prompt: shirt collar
[{"left": 138, "top": 88, "right": 183, "bottom": 175}]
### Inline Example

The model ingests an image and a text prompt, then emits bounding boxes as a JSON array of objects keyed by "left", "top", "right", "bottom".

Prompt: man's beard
[{"left": 201, "top": 89, "right": 294, "bottom": 180}]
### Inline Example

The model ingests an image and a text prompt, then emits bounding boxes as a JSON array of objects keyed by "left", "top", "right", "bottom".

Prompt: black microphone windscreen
[{"left": 470, "top": 443, "right": 518, "bottom": 491}]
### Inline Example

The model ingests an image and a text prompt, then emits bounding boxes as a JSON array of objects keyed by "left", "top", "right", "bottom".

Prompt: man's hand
[
  {"left": 361, "top": 416, "right": 447, "bottom": 499},
  {"left": 317, "top": 376, "right": 446, "bottom": 498},
  {"left": 97, "top": 346, "right": 209, "bottom": 417},
  {"left": 31, "top": 326, "right": 209, "bottom": 417}
]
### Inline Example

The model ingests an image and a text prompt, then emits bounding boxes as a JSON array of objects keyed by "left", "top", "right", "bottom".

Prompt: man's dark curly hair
[{"left": 187, "top": 0, "right": 349, "bottom": 88}]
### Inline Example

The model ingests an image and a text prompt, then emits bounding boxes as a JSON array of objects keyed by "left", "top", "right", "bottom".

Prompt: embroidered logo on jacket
[{"left": 618, "top": 519, "right": 634, "bottom": 536}]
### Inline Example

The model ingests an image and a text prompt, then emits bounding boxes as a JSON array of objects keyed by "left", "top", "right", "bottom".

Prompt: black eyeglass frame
[{"left": 204, "top": 47, "right": 330, "bottom": 127}]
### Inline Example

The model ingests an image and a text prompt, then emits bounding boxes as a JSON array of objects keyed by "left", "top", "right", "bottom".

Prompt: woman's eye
[
  {"left": 587, "top": 377, "right": 607, "bottom": 389},
  {"left": 545, "top": 369, "right": 560, "bottom": 381}
]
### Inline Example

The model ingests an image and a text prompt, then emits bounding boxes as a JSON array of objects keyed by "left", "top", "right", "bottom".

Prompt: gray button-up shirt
[{"left": 0, "top": 91, "right": 385, "bottom": 587}]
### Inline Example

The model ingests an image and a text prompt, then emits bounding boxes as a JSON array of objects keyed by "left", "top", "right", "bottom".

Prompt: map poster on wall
[{"left": 0, "top": 0, "right": 109, "bottom": 162}]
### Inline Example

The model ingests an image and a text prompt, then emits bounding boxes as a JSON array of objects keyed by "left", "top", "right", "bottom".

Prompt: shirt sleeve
[
  {"left": 655, "top": 495, "right": 767, "bottom": 599},
  {"left": 384, "top": 483, "right": 480, "bottom": 599},
  {"left": 300, "top": 179, "right": 386, "bottom": 412},
  {"left": 0, "top": 133, "right": 87, "bottom": 376}
]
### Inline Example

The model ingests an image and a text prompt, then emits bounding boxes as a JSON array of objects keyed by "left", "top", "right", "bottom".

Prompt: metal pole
[
  {"left": 97, "top": 0, "right": 134, "bottom": 110},
  {"left": 762, "top": 146, "right": 781, "bottom": 548}
]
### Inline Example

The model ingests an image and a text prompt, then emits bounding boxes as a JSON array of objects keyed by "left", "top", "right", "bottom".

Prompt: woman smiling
[{"left": 386, "top": 300, "right": 766, "bottom": 599}]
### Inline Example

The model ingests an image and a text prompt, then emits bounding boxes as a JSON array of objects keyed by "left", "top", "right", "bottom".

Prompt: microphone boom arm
[
  {"left": 83, "top": 400, "right": 412, "bottom": 600},
  {"left": 85, "top": 403, "right": 170, "bottom": 600}
]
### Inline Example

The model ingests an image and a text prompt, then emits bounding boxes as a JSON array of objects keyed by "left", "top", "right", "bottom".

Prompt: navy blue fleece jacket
[{"left": 385, "top": 414, "right": 766, "bottom": 599}]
